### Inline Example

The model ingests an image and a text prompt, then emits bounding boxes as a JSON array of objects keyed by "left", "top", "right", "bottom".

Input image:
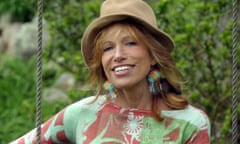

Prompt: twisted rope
[
  {"left": 232, "top": 0, "right": 239, "bottom": 143},
  {"left": 36, "top": 0, "right": 43, "bottom": 143},
  {"left": 34, "top": 1, "right": 238, "bottom": 144}
]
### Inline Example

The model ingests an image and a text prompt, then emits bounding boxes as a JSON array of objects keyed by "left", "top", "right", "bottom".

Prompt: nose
[{"left": 113, "top": 45, "right": 126, "bottom": 62}]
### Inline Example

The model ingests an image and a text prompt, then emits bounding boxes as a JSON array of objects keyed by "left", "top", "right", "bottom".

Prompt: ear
[{"left": 151, "top": 58, "right": 157, "bottom": 66}]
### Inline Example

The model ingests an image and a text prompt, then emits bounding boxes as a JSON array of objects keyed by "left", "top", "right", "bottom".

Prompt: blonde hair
[{"left": 87, "top": 20, "right": 188, "bottom": 121}]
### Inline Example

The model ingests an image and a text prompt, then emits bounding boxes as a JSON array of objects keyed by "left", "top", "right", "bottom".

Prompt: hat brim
[{"left": 81, "top": 14, "right": 174, "bottom": 67}]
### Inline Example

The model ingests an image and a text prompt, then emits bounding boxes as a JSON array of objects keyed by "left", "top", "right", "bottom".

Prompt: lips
[{"left": 112, "top": 65, "right": 135, "bottom": 72}]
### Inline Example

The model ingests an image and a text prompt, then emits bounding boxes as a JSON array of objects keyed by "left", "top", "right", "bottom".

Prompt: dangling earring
[
  {"left": 147, "top": 68, "right": 161, "bottom": 95},
  {"left": 103, "top": 81, "right": 116, "bottom": 100}
]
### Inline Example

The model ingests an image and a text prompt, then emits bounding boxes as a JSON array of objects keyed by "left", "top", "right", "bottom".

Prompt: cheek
[
  {"left": 136, "top": 50, "right": 153, "bottom": 64},
  {"left": 101, "top": 52, "right": 113, "bottom": 65},
  {"left": 150, "top": 57, "right": 156, "bottom": 65},
  {"left": 101, "top": 55, "right": 107, "bottom": 69},
  {"left": 101, "top": 55, "right": 110, "bottom": 75}
]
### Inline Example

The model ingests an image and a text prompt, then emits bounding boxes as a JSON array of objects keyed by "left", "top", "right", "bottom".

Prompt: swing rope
[
  {"left": 35, "top": 0, "right": 239, "bottom": 143},
  {"left": 232, "top": 0, "right": 239, "bottom": 143},
  {"left": 36, "top": 0, "right": 43, "bottom": 143}
]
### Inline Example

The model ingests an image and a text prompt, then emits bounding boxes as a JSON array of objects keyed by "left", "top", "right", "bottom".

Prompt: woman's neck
[{"left": 114, "top": 84, "right": 152, "bottom": 110}]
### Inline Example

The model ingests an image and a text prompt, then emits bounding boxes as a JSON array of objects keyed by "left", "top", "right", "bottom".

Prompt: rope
[
  {"left": 36, "top": 0, "right": 43, "bottom": 143},
  {"left": 232, "top": 0, "right": 239, "bottom": 143},
  {"left": 34, "top": 1, "right": 238, "bottom": 144}
]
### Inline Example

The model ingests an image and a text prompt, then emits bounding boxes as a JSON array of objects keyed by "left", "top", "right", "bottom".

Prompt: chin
[{"left": 114, "top": 83, "right": 134, "bottom": 90}]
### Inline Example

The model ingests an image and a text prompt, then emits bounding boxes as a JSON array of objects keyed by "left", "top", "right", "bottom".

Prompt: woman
[{"left": 11, "top": 0, "right": 210, "bottom": 143}]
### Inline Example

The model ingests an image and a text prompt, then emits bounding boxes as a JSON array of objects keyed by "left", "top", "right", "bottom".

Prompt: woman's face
[{"left": 101, "top": 24, "right": 156, "bottom": 90}]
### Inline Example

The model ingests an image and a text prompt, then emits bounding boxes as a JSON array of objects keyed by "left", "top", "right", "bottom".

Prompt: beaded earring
[
  {"left": 103, "top": 81, "right": 116, "bottom": 100},
  {"left": 147, "top": 68, "right": 161, "bottom": 95}
]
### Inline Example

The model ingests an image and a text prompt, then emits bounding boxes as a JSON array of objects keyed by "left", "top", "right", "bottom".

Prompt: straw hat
[{"left": 81, "top": 0, "right": 174, "bottom": 67}]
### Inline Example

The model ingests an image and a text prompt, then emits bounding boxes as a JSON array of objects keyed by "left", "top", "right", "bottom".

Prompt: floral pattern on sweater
[{"left": 11, "top": 96, "right": 210, "bottom": 144}]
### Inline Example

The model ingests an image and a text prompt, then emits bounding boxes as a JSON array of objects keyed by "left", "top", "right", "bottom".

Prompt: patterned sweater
[{"left": 11, "top": 96, "right": 210, "bottom": 144}]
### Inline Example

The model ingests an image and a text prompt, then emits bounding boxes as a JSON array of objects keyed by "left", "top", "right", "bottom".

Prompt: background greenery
[{"left": 0, "top": 0, "right": 239, "bottom": 143}]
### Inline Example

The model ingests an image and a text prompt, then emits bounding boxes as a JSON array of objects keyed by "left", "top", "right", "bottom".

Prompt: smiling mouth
[{"left": 112, "top": 65, "right": 135, "bottom": 72}]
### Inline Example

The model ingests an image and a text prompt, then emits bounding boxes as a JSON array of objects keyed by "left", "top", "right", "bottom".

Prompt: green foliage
[
  {"left": 0, "top": 55, "right": 89, "bottom": 143},
  {"left": 43, "top": 0, "right": 101, "bottom": 82},
  {"left": 0, "top": 0, "right": 38, "bottom": 22},
  {"left": 0, "top": 55, "right": 35, "bottom": 142}
]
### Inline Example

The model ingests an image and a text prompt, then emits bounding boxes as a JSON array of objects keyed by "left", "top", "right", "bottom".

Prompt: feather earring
[
  {"left": 147, "top": 68, "right": 161, "bottom": 95},
  {"left": 103, "top": 81, "right": 116, "bottom": 100}
]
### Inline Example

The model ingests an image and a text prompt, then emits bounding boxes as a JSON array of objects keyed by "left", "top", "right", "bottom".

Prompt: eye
[
  {"left": 127, "top": 41, "right": 137, "bottom": 46},
  {"left": 103, "top": 46, "right": 113, "bottom": 52},
  {"left": 103, "top": 42, "right": 114, "bottom": 52}
]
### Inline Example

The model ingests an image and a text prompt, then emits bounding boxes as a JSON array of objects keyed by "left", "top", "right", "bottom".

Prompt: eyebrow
[
  {"left": 122, "top": 36, "right": 134, "bottom": 42},
  {"left": 102, "top": 41, "right": 113, "bottom": 46},
  {"left": 102, "top": 34, "right": 135, "bottom": 47}
]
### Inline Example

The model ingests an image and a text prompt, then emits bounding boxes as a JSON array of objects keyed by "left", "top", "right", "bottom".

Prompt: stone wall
[
  {"left": 0, "top": 13, "right": 50, "bottom": 60},
  {"left": 0, "top": 13, "right": 75, "bottom": 103}
]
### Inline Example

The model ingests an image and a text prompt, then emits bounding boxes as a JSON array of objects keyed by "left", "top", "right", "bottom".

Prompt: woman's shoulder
[
  {"left": 161, "top": 105, "right": 210, "bottom": 130},
  {"left": 60, "top": 96, "right": 107, "bottom": 128},
  {"left": 65, "top": 95, "right": 107, "bottom": 112}
]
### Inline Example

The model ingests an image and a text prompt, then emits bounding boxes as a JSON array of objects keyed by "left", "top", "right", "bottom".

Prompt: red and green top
[{"left": 11, "top": 96, "right": 210, "bottom": 144}]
